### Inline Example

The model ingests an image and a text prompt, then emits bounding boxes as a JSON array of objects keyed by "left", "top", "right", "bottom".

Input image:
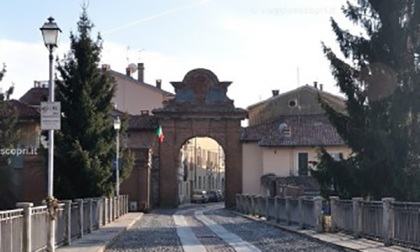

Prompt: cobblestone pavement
[
  {"left": 204, "top": 208, "right": 345, "bottom": 252},
  {"left": 106, "top": 204, "right": 345, "bottom": 252},
  {"left": 183, "top": 208, "right": 236, "bottom": 252},
  {"left": 106, "top": 209, "right": 183, "bottom": 252}
]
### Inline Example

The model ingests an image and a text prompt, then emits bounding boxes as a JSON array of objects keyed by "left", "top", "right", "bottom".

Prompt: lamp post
[
  {"left": 40, "top": 16, "right": 61, "bottom": 252},
  {"left": 114, "top": 117, "right": 121, "bottom": 196}
]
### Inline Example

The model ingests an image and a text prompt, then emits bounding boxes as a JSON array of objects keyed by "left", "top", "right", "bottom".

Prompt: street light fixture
[
  {"left": 113, "top": 117, "right": 121, "bottom": 196},
  {"left": 40, "top": 16, "right": 61, "bottom": 252}
]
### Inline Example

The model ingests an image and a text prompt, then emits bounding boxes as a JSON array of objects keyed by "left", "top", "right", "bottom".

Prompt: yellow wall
[{"left": 243, "top": 144, "right": 351, "bottom": 195}]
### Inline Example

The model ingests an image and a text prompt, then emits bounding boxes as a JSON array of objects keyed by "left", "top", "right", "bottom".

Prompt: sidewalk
[
  {"left": 57, "top": 212, "right": 143, "bottom": 252},
  {"left": 232, "top": 211, "right": 415, "bottom": 252}
]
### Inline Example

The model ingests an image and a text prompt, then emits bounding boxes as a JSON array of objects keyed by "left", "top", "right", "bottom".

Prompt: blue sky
[{"left": 0, "top": 0, "right": 349, "bottom": 109}]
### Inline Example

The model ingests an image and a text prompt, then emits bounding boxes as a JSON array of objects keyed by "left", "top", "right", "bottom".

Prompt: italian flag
[{"left": 156, "top": 125, "right": 164, "bottom": 143}]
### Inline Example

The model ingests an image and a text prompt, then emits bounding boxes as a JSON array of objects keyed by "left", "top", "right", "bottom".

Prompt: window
[
  {"left": 199, "top": 176, "right": 202, "bottom": 189},
  {"left": 288, "top": 99, "right": 298, "bottom": 108},
  {"left": 298, "top": 153, "right": 309, "bottom": 176},
  {"left": 330, "top": 153, "right": 343, "bottom": 161}
]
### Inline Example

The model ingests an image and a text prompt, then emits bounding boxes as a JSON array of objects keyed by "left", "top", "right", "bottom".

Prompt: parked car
[
  {"left": 207, "top": 190, "right": 220, "bottom": 202},
  {"left": 191, "top": 190, "right": 209, "bottom": 203}
]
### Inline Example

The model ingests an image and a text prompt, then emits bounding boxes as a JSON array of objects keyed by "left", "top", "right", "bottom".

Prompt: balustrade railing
[{"left": 0, "top": 194, "right": 129, "bottom": 252}]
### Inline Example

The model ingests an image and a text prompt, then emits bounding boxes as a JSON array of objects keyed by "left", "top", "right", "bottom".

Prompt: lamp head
[{"left": 40, "top": 17, "right": 61, "bottom": 49}]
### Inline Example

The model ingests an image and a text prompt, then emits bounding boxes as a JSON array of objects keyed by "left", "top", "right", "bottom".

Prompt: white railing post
[
  {"left": 274, "top": 196, "right": 280, "bottom": 223},
  {"left": 251, "top": 195, "right": 256, "bottom": 216},
  {"left": 114, "top": 197, "right": 117, "bottom": 220},
  {"left": 103, "top": 197, "right": 108, "bottom": 225},
  {"left": 243, "top": 194, "right": 248, "bottom": 214},
  {"left": 285, "top": 196, "right": 292, "bottom": 225},
  {"left": 382, "top": 198, "right": 395, "bottom": 246},
  {"left": 235, "top": 194, "right": 240, "bottom": 212},
  {"left": 61, "top": 200, "right": 72, "bottom": 245},
  {"left": 314, "top": 196, "right": 324, "bottom": 233},
  {"left": 124, "top": 195, "right": 128, "bottom": 214},
  {"left": 352, "top": 197, "right": 363, "bottom": 238},
  {"left": 88, "top": 199, "right": 93, "bottom": 233},
  {"left": 265, "top": 196, "right": 270, "bottom": 219},
  {"left": 98, "top": 198, "right": 103, "bottom": 227},
  {"left": 330, "top": 196, "right": 339, "bottom": 232},
  {"left": 298, "top": 196, "right": 304, "bottom": 229},
  {"left": 16, "top": 202, "right": 33, "bottom": 252},
  {"left": 75, "top": 199, "right": 84, "bottom": 238},
  {"left": 109, "top": 197, "right": 113, "bottom": 222}
]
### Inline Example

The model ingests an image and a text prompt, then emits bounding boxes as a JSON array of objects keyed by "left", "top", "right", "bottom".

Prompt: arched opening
[{"left": 177, "top": 137, "right": 225, "bottom": 204}]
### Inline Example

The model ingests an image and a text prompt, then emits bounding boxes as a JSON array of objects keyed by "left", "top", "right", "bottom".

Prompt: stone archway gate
[{"left": 153, "top": 69, "right": 247, "bottom": 208}]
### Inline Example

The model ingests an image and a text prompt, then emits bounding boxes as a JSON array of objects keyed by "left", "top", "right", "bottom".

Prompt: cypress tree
[
  {"left": 0, "top": 65, "right": 19, "bottom": 208},
  {"left": 55, "top": 8, "right": 133, "bottom": 199},
  {"left": 312, "top": 0, "right": 420, "bottom": 200}
]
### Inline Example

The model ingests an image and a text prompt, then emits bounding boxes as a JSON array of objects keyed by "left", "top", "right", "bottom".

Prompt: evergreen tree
[
  {"left": 312, "top": 0, "right": 420, "bottom": 200},
  {"left": 0, "top": 65, "right": 19, "bottom": 209},
  {"left": 55, "top": 9, "right": 133, "bottom": 199}
]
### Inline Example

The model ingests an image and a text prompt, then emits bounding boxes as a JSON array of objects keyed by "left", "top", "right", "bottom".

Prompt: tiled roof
[
  {"left": 128, "top": 114, "right": 158, "bottom": 130},
  {"left": 19, "top": 87, "right": 49, "bottom": 106},
  {"left": 241, "top": 114, "right": 345, "bottom": 147},
  {"left": 0, "top": 100, "right": 39, "bottom": 119},
  {"left": 247, "top": 85, "right": 345, "bottom": 110},
  {"left": 109, "top": 70, "right": 174, "bottom": 96}
]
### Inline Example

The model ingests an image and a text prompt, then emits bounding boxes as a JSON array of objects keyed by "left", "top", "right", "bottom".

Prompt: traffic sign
[{"left": 41, "top": 102, "right": 61, "bottom": 130}]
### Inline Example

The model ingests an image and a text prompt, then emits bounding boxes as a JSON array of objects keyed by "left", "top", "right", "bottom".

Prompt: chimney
[
  {"left": 313, "top": 81, "right": 318, "bottom": 89},
  {"left": 272, "top": 90, "right": 279, "bottom": 96},
  {"left": 320, "top": 84, "right": 323, "bottom": 91},
  {"left": 156, "top": 79, "right": 162, "bottom": 89},
  {"left": 126, "top": 67, "right": 132, "bottom": 77},
  {"left": 138, "top": 63, "right": 144, "bottom": 82},
  {"left": 101, "top": 64, "right": 111, "bottom": 71},
  {"left": 140, "top": 110, "right": 149, "bottom": 115}
]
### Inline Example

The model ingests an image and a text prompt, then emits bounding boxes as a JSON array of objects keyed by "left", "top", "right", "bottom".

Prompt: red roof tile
[
  {"left": 241, "top": 114, "right": 345, "bottom": 147},
  {"left": 0, "top": 100, "right": 39, "bottom": 119},
  {"left": 128, "top": 114, "right": 158, "bottom": 130},
  {"left": 19, "top": 87, "right": 49, "bottom": 106}
]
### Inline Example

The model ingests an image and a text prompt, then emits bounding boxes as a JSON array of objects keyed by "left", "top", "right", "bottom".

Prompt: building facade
[{"left": 242, "top": 84, "right": 351, "bottom": 196}]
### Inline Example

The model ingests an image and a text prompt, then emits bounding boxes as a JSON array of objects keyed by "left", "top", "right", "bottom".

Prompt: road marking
[
  {"left": 173, "top": 210, "right": 207, "bottom": 252},
  {"left": 195, "top": 207, "right": 262, "bottom": 252}
]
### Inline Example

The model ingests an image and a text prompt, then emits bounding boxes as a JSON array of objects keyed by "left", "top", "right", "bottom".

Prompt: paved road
[{"left": 106, "top": 203, "right": 345, "bottom": 252}]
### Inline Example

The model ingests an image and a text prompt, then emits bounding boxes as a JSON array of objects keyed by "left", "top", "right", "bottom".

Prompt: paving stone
[
  {"left": 106, "top": 209, "right": 183, "bottom": 252},
  {"left": 204, "top": 209, "right": 346, "bottom": 252}
]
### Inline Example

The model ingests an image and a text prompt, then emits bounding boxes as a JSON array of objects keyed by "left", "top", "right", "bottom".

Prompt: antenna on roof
[{"left": 126, "top": 46, "right": 131, "bottom": 64}]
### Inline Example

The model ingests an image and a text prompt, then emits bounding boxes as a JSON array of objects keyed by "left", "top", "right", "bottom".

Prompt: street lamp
[
  {"left": 40, "top": 16, "right": 61, "bottom": 252},
  {"left": 113, "top": 117, "right": 121, "bottom": 196}
]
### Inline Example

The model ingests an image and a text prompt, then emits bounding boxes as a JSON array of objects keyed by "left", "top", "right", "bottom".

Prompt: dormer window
[
  {"left": 278, "top": 123, "right": 292, "bottom": 137},
  {"left": 283, "top": 127, "right": 291, "bottom": 137},
  {"left": 288, "top": 99, "right": 297, "bottom": 108}
]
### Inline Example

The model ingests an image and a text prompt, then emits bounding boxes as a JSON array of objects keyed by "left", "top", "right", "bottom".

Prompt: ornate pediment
[{"left": 163, "top": 69, "right": 235, "bottom": 111}]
